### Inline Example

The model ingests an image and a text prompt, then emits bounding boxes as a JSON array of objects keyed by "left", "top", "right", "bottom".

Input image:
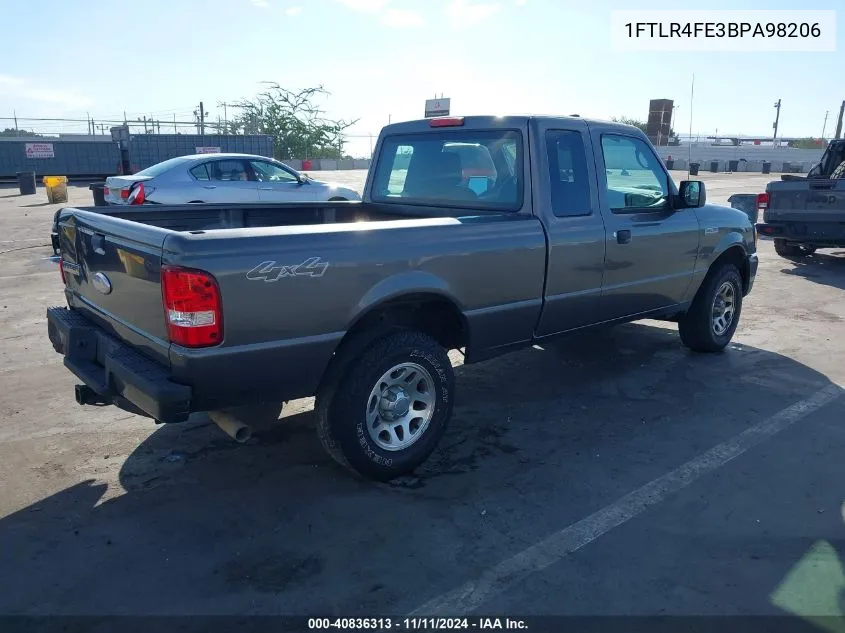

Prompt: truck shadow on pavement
[
  {"left": 780, "top": 251, "right": 845, "bottom": 292},
  {"left": 1, "top": 322, "right": 843, "bottom": 618}
]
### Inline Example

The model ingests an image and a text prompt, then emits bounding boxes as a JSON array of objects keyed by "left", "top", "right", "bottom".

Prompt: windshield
[
  {"left": 133, "top": 156, "right": 190, "bottom": 178},
  {"left": 371, "top": 130, "right": 522, "bottom": 210}
]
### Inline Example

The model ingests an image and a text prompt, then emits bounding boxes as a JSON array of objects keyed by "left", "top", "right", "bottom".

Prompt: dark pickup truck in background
[
  {"left": 47, "top": 115, "right": 758, "bottom": 481},
  {"left": 756, "top": 139, "right": 845, "bottom": 258}
]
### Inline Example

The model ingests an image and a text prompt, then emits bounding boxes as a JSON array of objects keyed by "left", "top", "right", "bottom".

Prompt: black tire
[
  {"left": 774, "top": 238, "right": 815, "bottom": 258},
  {"left": 316, "top": 330, "right": 454, "bottom": 481},
  {"left": 831, "top": 160, "right": 845, "bottom": 179},
  {"left": 678, "top": 264, "right": 743, "bottom": 353}
]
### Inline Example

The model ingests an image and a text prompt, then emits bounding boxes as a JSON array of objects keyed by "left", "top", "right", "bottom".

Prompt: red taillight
[
  {"left": 756, "top": 192, "right": 769, "bottom": 210},
  {"left": 104, "top": 187, "right": 110, "bottom": 196},
  {"left": 161, "top": 266, "right": 223, "bottom": 348},
  {"left": 59, "top": 258, "right": 66, "bottom": 285},
  {"left": 120, "top": 188, "right": 130, "bottom": 200},
  {"left": 429, "top": 117, "right": 465, "bottom": 127},
  {"left": 127, "top": 182, "right": 145, "bottom": 205}
]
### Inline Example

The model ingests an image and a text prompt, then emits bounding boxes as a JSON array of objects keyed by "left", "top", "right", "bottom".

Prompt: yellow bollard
[{"left": 43, "top": 176, "right": 68, "bottom": 204}]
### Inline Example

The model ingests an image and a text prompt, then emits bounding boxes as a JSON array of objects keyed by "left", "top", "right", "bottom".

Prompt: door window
[
  {"left": 189, "top": 164, "right": 210, "bottom": 180},
  {"left": 600, "top": 135, "right": 669, "bottom": 212},
  {"left": 546, "top": 130, "right": 591, "bottom": 217},
  {"left": 250, "top": 160, "right": 298, "bottom": 183},
  {"left": 209, "top": 160, "right": 251, "bottom": 182}
]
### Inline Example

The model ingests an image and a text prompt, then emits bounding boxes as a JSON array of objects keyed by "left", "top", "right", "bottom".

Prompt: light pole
[{"left": 772, "top": 99, "right": 781, "bottom": 147}]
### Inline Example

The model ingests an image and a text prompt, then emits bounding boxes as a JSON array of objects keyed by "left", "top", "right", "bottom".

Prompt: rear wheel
[
  {"left": 316, "top": 330, "right": 454, "bottom": 481},
  {"left": 679, "top": 263, "right": 743, "bottom": 353},
  {"left": 774, "top": 239, "right": 815, "bottom": 258},
  {"left": 831, "top": 160, "right": 845, "bottom": 179}
]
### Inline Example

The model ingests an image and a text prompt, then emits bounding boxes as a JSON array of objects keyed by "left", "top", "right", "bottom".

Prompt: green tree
[
  {"left": 1, "top": 128, "right": 40, "bottom": 137},
  {"left": 229, "top": 84, "right": 358, "bottom": 160}
]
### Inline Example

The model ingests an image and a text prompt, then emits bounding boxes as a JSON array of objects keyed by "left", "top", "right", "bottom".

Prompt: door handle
[
  {"left": 615, "top": 229, "right": 632, "bottom": 244},
  {"left": 91, "top": 233, "right": 106, "bottom": 255},
  {"left": 203, "top": 185, "right": 217, "bottom": 189},
  {"left": 259, "top": 187, "right": 274, "bottom": 190}
]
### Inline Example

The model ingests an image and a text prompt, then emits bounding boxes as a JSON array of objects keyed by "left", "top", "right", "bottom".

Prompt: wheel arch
[{"left": 317, "top": 286, "right": 468, "bottom": 398}]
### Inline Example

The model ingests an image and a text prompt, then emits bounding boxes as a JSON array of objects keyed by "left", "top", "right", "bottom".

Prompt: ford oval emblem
[{"left": 92, "top": 272, "right": 112, "bottom": 295}]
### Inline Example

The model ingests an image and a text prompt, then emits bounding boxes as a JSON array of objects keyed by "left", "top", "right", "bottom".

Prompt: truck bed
[{"left": 72, "top": 201, "right": 433, "bottom": 233}]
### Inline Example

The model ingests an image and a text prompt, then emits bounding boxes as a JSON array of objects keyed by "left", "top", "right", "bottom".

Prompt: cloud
[
  {"left": 286, "top": 5, "right": 302, "bottom": 15},
  {"left": 380, "top": 8, "right": 423, "bottom": 27},
  {"left": 445, "top": 0, "right": 501, "bottom": 29},
  {"left": 0, "top": 74, "right": 92, "bottom": 109},
  {"left": 336, "top": 0, "right": 391, "bottom": 13}
]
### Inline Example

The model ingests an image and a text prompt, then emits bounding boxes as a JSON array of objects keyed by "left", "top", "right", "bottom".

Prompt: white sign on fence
[
  {"left": 195, "top": 146, "right": 221, "bottom": 154},
  {"left": 424, "top": 98, "right": 451, "bottom": 118},
  {"left": 25, "top": 143, "right": 55, "bottom": 159}
]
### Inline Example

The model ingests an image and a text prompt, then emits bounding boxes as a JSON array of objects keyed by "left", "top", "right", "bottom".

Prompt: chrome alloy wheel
[
  {"left": 712, "top": 280, "right": 736, "bottom": 336},
  {"left": 365, "top": 362, "right": 436, "bottom": 451}
]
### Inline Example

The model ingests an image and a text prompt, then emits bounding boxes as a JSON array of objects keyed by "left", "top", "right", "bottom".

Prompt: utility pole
[
  {"left": 772, "top": 98, "right": 781, "bottom": 147},
  {"left": 174, "top": 113, "right": 177, "bottom": 134},
  {"left": 822, "top": 110, "right": 829, "bottom": 140},
  {"left": 835, "top": 100, "right": 845, "bottom": 139},
  {"left": 13, "top": 109, "right": 18, "bottom": 130},
  {"left": 194, "top": 101, "right": 207, "bottom": 136},
  {"left": 217, "top": 101, "right": 235, "bottom": 134}
]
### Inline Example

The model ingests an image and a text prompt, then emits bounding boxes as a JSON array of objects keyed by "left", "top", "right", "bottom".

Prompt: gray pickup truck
[
  {"left": 47, "top": 115, "right": 758, "bottom": 481},
  {"left": 756, "top": 139, "right": 845, "bottom": 258}
]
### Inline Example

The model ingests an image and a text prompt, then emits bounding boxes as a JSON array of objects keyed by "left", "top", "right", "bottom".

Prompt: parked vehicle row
[{"left": 47, "top": 115, "right": 758, "bottom": 481}]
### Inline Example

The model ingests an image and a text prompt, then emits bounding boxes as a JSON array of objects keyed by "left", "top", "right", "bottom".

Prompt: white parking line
[{"left": 409, "top": 383, "right": 843, "bottom": 616}]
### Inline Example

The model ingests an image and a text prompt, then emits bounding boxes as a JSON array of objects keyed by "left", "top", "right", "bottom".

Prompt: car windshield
[
  {"left": 371, "top": 130, "right": 522, "bottom": 210},
  {"left": 133, "top": 157, "right": 190, "bottom": 178}
]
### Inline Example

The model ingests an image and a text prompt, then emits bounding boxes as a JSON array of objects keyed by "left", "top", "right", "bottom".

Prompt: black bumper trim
[{"left": 47, "top": 307, "right": 191, "bottom": 423}]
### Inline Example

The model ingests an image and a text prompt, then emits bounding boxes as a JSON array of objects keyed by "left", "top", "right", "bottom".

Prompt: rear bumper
[
  {"left": 756, "top": 221, "right": 845, "bottom": 247},
  {"left": 47, "top": 307, "right": 191, "bottom": 423}
]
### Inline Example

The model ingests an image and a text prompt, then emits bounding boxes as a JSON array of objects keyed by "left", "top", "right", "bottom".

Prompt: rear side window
[
  {"left": 134, "top": 157, "right": 187, "bottom": 178},
  {"left": 190, "top": 164, "right": 210, "bottom": 181},
  {"left": 209, "top": 160, "right": 251, "bottom": 182},
  {"left": 372, "top": 130, "right": 522, "bottom": 210},
  {"left": 545, "top": 130, "right": 591, "bottom": 217}
]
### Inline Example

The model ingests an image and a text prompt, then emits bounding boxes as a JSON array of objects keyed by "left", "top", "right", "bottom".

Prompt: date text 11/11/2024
[{"left": 307, "top": 617, "right": 528, "bottom": 630}]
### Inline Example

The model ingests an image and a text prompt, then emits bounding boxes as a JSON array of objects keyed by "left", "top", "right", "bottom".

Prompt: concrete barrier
[
  {"left": 338, "top": 159, "right": 355, "bottom": 170},
  {"left": 353, "top": 159, "right": 371, "bottom": 170},
  {"left": 318, "top": 159, "right": 337, "bottom": 170},
  {"left": 282, "top": 159, "right": 303, "bottom": 171}
]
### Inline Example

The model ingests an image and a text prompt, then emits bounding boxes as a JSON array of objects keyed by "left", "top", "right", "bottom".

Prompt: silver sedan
[{"left": 104, "top": 153, "right": 361, "bottom": 205}]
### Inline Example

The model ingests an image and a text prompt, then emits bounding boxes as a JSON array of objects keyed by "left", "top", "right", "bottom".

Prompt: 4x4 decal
[{"left": 246, "top": 257, "right": 329, "bottom": 282}]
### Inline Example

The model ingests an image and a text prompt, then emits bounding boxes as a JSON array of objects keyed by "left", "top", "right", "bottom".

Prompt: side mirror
[{"left": 678, "top": 180, "right": 706, "bottom": 208}]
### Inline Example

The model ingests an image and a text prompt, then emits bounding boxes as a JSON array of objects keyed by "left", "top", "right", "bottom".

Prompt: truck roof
[{"left": 381, "top": 115, "right": 643, "bottom": 134}]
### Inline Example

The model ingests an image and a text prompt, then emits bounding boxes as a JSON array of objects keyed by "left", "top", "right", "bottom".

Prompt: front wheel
[
  {"left": 774, "top": 239, "right": 815, "bottom": 258},
  {"left": 316, "top": 330, "right": 455, "bottom": 481},
  {"left": 679, "top": 264, "right": 743, "bottom": 353}
]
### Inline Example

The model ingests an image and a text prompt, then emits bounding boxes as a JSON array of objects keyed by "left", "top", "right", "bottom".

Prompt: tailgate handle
[
  {"left": 809, "top": 181, "right": 834, "bottom": 189},
  {"left": 91, "top": 233, "right": 106, "bottom": 255}
]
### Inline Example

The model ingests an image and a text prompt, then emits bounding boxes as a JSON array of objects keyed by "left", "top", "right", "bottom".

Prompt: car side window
[
  {"left": 601, "top": 135, "right": 669, "bottom": 212},
  {"left": 190, "top": 164, "right": 210, "bottom": 181},
  {"left": 250, "top": 160, "right": 298, "bottom": 183},
  {"left": 546, "top": 130, "right": 591, "bottom": 217},
  {"left": 209, "top": 160, "right": 251, "bottom": 182}
]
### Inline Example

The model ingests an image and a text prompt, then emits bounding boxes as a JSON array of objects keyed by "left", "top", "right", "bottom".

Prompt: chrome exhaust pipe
[{"left": 208, "top": 411, "right": 252, "bottom": 443}]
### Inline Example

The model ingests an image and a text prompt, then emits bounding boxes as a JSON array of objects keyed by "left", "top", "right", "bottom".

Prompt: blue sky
[{"left": 0, "top": 0, "right": 842, "bottom": 156}]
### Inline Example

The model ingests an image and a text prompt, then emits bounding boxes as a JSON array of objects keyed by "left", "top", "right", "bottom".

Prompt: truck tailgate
[
  {"left": 767, "top": 179, "right": 845, "bottom": 223},
  {"left": 58, "top": 209, "right": 172, "bottom": 366}
]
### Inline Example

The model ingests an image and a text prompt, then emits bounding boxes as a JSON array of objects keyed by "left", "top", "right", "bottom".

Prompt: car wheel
[
  {"left": 678, "top": 263, "right": 743, "bottom": 353},
  {"left": 316, "top": 330, "right": 454, "bottom": 481},
  {"left": 774, "top": 239, "right": 815, "bottom": 258}
]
